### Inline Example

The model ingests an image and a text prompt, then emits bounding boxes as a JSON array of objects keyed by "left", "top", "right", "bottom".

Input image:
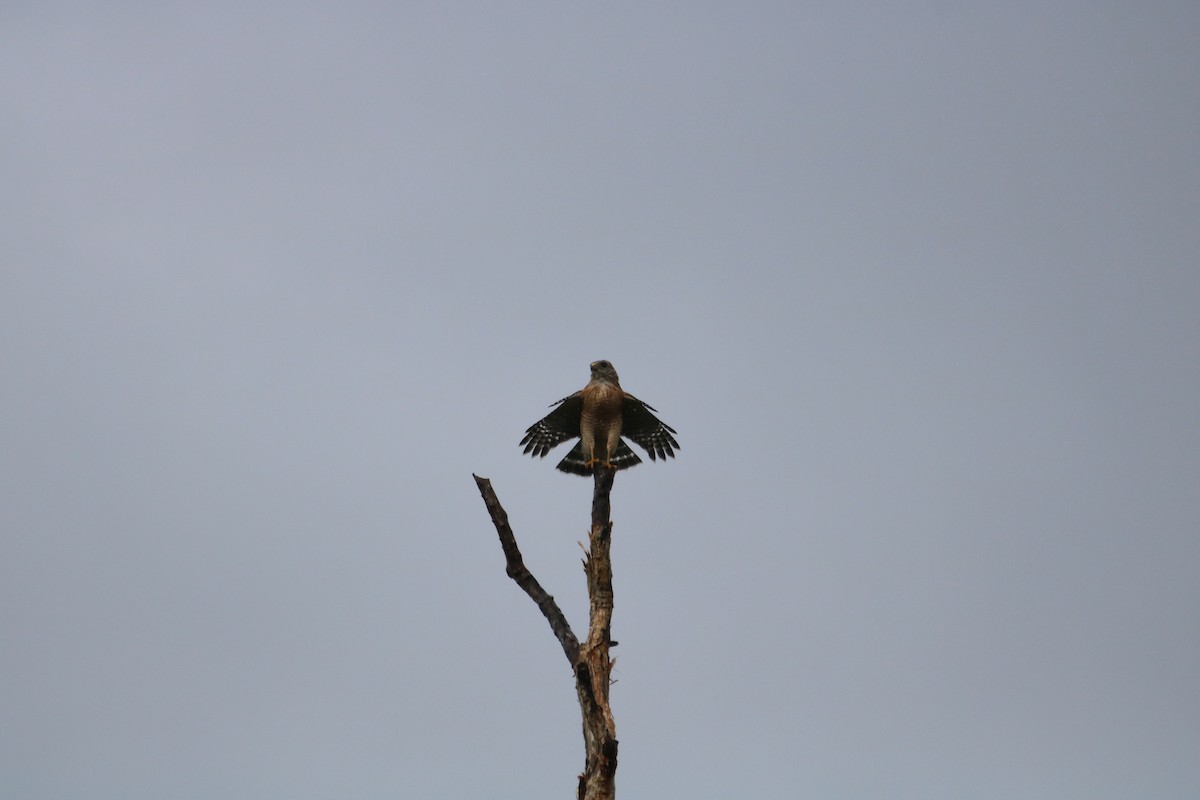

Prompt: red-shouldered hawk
[{"left": 520, "top": 360, "right": 679, "bottom": 475}]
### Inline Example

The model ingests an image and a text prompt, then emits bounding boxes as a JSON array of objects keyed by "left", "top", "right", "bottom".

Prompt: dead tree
[{"left": 473, "top": 467, "right": 618, "bottom": 800}]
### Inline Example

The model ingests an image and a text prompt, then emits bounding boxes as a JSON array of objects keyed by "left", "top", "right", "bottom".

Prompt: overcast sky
[{"left": 3, "top": 3, "right": 1198, "bottom": 798}]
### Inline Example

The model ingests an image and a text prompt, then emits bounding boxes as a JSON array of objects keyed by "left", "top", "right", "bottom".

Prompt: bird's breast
[{"left": 581, "top": 384, "right": 623, "bottom": 433}]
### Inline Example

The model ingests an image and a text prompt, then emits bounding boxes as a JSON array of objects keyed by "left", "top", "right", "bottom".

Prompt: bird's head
[{"left": 590, "top": 360, "right": 620, "bottom": 384}]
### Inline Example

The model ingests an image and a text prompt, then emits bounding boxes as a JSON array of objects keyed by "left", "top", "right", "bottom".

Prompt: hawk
[{"left": 521, "top": 360, "right": 680, "bottom": 475}]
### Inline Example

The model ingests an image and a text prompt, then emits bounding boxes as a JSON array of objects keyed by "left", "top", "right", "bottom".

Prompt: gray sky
[{"left": 3, "top": 3, "right": 1198, "bottom": 798}]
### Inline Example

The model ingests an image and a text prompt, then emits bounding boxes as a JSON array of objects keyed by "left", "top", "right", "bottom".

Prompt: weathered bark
[
  {"left": 472, "top": 468, "right": 619, "bottom": 800},
  {"left": 576, "top": 466, "right": 618, "bottom": 800},
  {"left": 473, "top": 474, "right": 579, "bottom": 664}
]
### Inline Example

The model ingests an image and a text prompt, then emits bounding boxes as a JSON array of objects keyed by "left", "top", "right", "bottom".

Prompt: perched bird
[{"left": 520, "top": 360, "right": 679, "bottom": 475}]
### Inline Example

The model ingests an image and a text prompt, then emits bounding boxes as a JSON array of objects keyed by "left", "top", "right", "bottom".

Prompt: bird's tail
[{"left": 556, "top": 439, "right": 643, "bottom": 475}]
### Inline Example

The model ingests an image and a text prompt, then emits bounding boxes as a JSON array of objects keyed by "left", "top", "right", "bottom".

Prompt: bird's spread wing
[
  {"left": 520, "top": 393, "right": 583, "bottom": 458},
  {"left": 621, "top": 393, "right": 680, "bottom": 461}
]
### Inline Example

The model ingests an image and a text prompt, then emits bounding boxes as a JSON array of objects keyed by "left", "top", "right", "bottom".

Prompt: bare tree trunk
[
  {"left": 576, "top": 466, "right": 618, "bottom": 799},
  {"left": 473, "top": 468, "right": 619, "bottom": 800}
]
